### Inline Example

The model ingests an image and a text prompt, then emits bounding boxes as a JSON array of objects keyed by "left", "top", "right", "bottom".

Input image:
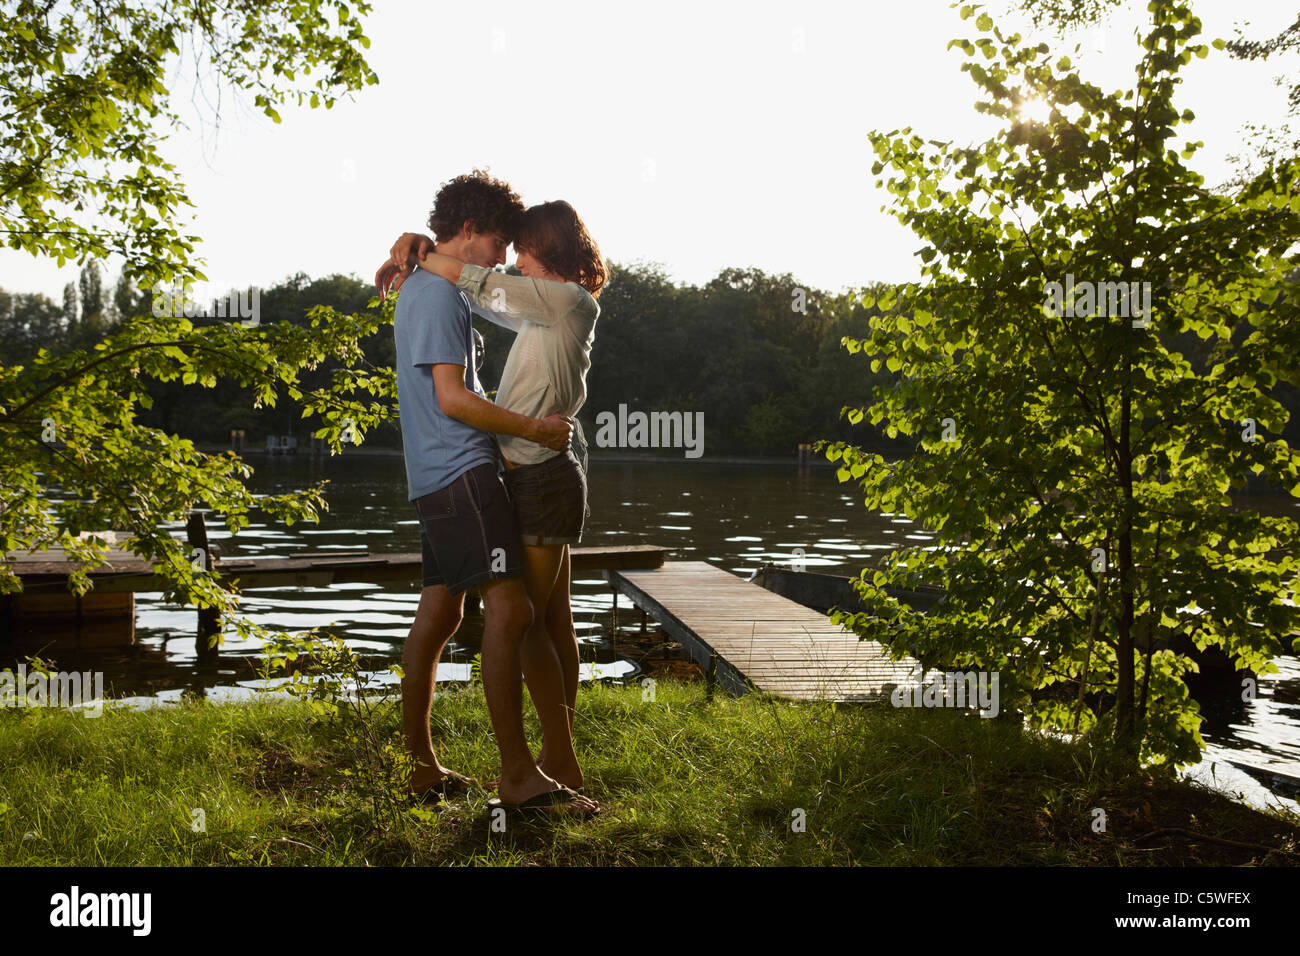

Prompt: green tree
[
  {"left": 112, "top": 271, "right": 148, "bottom": 328},
  {"left": 809, "top": 284, "right": 908, "bottom": 452},
  {"left": 60, "top": 281, "right": 76, "bottom": 338},
  {"left": 0, "top": 1, "right": 385, "bottom": 651},
  {"left": 0, "top": 0, "right": 377, "bottom": 287},
  {"left": 0, "top": 287, "right": 63, "bottom": 362},
  {"left": 76, "top": 260, "right": 103, "bottom": 341},
  {"left": 1007, "top": 0, "right": 1123, "bottom": 31},
  {"left": 1010, "top": 0, "right": 1300, "bottom": 179},
  {"left": 824, "top": 1, "right": 1300, "bottom": 766}
]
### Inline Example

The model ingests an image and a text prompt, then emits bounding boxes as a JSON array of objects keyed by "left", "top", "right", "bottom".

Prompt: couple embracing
[{"left": 377, "top": 169, "right": 603, "bottom": 817}]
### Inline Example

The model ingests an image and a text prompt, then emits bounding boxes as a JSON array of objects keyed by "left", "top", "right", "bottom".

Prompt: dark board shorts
[
  {"left": 415, "top": 462, "right": 523, "bottom": 594},
  {"left": 503, "top": 449, "right": 587, "bottom": 547}
]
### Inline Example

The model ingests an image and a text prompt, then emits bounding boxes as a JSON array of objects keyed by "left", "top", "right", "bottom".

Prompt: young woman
[{"left": 379, "top": 201, "right": 605, "bottom": 793}]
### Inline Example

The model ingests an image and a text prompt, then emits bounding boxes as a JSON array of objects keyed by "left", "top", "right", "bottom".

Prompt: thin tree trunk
[
  {"left": 1116, "top": 355, "right": 1136, "bottom": 754},
  {"left": 1138, "top": 614, "right": 1156, "bottom": 722},
  {"left": 1073, "top": 534, "right": 1109, "bottom": 737}
]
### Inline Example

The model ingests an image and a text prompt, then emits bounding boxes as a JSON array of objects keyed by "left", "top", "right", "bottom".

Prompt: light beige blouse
[{"left": 456, "top": 263, "right": 599, "bottom": 465}]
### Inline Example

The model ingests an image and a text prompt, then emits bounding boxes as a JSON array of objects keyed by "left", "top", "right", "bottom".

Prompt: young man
[{"left": 392, "top": 170, "right": 597, "bottom": 814}]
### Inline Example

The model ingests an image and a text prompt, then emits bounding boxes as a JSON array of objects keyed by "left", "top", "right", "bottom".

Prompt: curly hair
[
  {"left": 513, "top": 200, "right": 607, "bottom": 297},
  {"left": 427, "top": 169, "right": 525, "bottom": 243}
]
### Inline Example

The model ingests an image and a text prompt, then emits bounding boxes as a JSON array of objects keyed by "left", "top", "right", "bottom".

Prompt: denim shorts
[
  {"left": 502, "top": 449, "right": 587, "bottom": 547},
  {"left": 414, "top": 462, "right": 523, "bottom": 594}
]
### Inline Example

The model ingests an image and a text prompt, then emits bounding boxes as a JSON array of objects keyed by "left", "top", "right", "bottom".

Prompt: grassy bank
[{"left": 1, "top": 680, "right": 1296, "bottom": 866}]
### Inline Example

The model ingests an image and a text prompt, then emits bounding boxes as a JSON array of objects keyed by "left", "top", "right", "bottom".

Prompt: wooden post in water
[
  {"left": 0, "top": 594, "right": 13, "bottom": 643},
  {"left": 185, "top": 511, "right": 220, "bottom": 666}
]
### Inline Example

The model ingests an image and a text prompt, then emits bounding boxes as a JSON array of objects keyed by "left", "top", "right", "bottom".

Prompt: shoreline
[
  {"left": 196, "top": 445, "right": 861, "bottom": 467},
  {"left": 196, "top": 445, "right": 1300, "bottom": 492}
]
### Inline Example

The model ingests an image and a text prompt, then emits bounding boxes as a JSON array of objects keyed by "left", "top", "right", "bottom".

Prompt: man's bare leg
[
  {"left": 480, "top": 577, "right": 597, "bottom": 811},
  {"left": 519, "top": 544, "right": 583, "bottom": 790},
  {"left": 402, "top": 584, "right": 468, "bottom": 791}
]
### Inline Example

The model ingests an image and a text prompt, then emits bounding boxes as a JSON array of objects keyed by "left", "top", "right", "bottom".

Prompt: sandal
[{"left": 485, "top": 785, "right": 599, "bottom": 816}]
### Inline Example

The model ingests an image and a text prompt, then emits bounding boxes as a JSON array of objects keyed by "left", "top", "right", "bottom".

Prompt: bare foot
[
  {"left": 485, "top": 761, "right": 583, "bottom": 793},
  {"left": 409, "top": 762, "right": 475, "bottom": 798},
  {"left": 536, "top": 751, "right": 584, "bottom": 792}
]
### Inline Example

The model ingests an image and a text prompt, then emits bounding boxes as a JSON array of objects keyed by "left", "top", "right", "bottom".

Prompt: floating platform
[{"left": 605, "top": 560, "right": 918, "bottom": 702}]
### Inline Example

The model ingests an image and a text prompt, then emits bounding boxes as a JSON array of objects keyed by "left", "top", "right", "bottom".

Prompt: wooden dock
[
  {"left": 1, "top": 543, "right": 668, "bottom": 648},
  {"left": 605, "top": 560, "right": 918, "bottom": 702},
  {"left": 6, "top": 543, "right": 667, "bottom": 593}
]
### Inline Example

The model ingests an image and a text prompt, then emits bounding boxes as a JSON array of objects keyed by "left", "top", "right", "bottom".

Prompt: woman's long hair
[{"left": 513, "top": 200, "right": 607, "bottom": 297}]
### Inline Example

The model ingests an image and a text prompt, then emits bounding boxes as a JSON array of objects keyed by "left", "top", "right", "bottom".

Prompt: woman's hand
[
  {"left": 374, "top": 233, "right": 436, "bottom": 299},
  {"left": 390, "top": 232, "right": 434, "bottom": 271},
  {"left": 375, "top": 259, "right": 410, "bottom": 300}
]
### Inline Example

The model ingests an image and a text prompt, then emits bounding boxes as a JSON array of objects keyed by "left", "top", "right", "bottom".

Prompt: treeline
[
  {"left": 2, "top": 262, "right": 1297, "bottom": 458},
  {"left": 0, "top": 261, "right": 144, "bottom": 358},
  {"left": 511, "top": 263, "right": 902, "bottom": 457}
]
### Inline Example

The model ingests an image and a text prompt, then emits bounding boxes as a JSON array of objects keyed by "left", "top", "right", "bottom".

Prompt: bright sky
[{"left": 1, "top": 0, "right": 1295, "bottom": 302}]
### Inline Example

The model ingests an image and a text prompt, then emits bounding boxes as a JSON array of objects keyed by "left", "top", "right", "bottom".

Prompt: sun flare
[{"left": 1017, "top": 97, "right": 1052, "bottom": 124}]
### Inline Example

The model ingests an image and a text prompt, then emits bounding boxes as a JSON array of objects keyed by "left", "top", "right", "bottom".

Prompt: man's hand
[{"left": 530, "top": 414, "right": 575, "bottom": 451}]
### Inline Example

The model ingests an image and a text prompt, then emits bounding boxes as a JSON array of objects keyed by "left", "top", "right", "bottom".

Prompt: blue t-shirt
[{"left": 393, "top": 268, "right": 498, "bottom": 500}]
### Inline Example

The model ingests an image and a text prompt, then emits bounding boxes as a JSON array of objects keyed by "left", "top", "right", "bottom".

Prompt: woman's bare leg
[
  {"left": 519, "top": 543, "right": 583, "bottom": 790},
  {"left": 543, "top": 545, "right": 579, "bottom": 738}
]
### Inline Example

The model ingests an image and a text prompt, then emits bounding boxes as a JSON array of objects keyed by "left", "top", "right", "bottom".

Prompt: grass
[{"left": 1, "top": 678, "right": 1297, "bottom": 866}]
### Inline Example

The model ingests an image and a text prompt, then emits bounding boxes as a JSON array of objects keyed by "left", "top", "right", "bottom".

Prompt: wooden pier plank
[
  {"left": 4, "top": 543, "right": 667, "bottom": 593},
  {"left": 605, "top": 560, "right": 916, "bottom": 702}
]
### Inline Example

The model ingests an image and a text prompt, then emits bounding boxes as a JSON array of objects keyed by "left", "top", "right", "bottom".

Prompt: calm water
[{"left": 11, "top": 452, "right": 1300, "bottom": 811}]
